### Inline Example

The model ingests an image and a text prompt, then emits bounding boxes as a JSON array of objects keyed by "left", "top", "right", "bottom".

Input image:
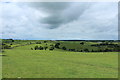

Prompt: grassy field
[{"left": 2, "top": 44, "right": 118, "bottom": 78}]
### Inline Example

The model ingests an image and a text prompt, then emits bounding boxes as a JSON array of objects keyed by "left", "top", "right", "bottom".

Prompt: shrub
[
  {"left": 44, "top": 41, "right": 47, "bottom": 43},
  {"left": 36, "top": 42, "right": 41, "bottom": 44},
  {"left": 3, "top": 45, "right": 11, "bottom": 49},
  {"left": 49, "top": 47, "right": 54, "bottom": 50},
  {"left": 84, "top": 49, "right": 89, "bottom": 52},
  {"left": 39, "top": 46, "right": 44, "bottom": 50},
  {"left": 50, "top": 45, "right": 54, "bottom": 46},
  {"left": 62, "top": 46, "right": 66, "bottom": 50},
  {"left": 69, "top": 49, "right": 75, "bottom": 52},
  {"left": 91, "top": 49, "right": 94, "bottom": 52},
  {"left": 2, "top": 43, "right": 5, "bottom": 45}
]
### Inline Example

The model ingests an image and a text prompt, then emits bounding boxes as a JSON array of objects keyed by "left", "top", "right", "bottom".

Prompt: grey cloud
[
  {"left": 29, "top": 2, "right": 70, "bottom": 13},
  {"left": 1, "top": 2, "right": 117, "bottom": 40},
  {"left": 40, "top": 15, "right": 63, "bottom": 29},
  {"left": 28, "top": 2, "right": 91, "bottom": 29}
]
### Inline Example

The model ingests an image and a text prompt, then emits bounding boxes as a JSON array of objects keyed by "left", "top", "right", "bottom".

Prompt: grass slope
[
  {"left": 58, "top": 41, "right": 119, "bottom": 52},
  {"left": 2, "top": 44, "right": 118, "bottom": 78}
]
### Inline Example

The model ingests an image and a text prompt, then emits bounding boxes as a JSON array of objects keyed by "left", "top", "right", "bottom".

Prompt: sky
[{"left": 0, "top": 2, "right": 118, "bottom": 40}]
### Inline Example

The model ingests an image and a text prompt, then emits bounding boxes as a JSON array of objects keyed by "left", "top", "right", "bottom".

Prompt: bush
[
  {"left": 84, "top": 49, "right": 89, "bottom": 52},
  {"left": 50, "top": 45, "right": 54, "bottom": 46},
  {"left": 39, "top": 46, "right": 44, "bottom": 50},
  {"left": 36, "top": 42, "right": 41, "bottom": 44},
  {"left": 3, "top": 45, "right": 11, "bottom": 49},
  {"left": 91, "top": 49, "right": 94, "bottom": 52},
  {"left": 69, "top": 49, "right": 75, "bottom": 52},
  {"left": 2, "top": 39, "right": 14, "bottom": 43},
  {"left": 49, "top": 47, "right": 54, "bottom": 50},
  {"left": 62, "top": 46, "right": 66, "bottom": 50},
  {"left": 44, "top": 41, "right": 47, "bottom": 43},
  {"left": 2, "top": 43, "right": 5, "bottom": 45}
]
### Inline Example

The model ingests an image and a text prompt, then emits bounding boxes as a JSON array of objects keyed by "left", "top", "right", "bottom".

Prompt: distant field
[{"left": 2, "top": 44, "right": 118, "bottom": 78}]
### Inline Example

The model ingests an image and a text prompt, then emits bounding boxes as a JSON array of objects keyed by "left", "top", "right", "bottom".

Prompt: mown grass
[{"left": 2, "top": 44, "right": 118, "bottom": 78}]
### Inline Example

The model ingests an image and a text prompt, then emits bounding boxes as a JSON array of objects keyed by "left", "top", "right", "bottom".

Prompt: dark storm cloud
[
  {"left": 28, "top": 2, "right": 91, "bottom": 29},
  {"left": 29, "top": 2, "right": 70, "bottom": 13}
]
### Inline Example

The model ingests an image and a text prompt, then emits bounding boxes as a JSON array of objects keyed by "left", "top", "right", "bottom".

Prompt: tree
[
  {"left": 91, "top": 49, "right": 94, "bottom": 52},
  {"left": 55, "top": 43, "right": 60, "bottom": 48},
  {"left": 8, "top": 39, "right": 14, "bottom": 42},
  {"left": 3, "top": 39, "right": 14, "bottom": 43},
  {"left": 39, "top": 46, "right": 44, "bottom": 50},
  {"left": 44, "top": 47, "right": 48, "bottom": 50},
  {"left": 50, "top": 45, "right": 54, "bottom": 46},
  {"left": 84, "top": 49, "right": 89, "bottom": 52},
  {"left": 36, "top": 42, "right": 41, "bottom": 44},
  {"left": 80, "top": 42, "right": 84, "bottom": 45},
  {"left": 69, "top": 49, "right": 75, "bottom": 52},
  {"left": 34, "top": 45, "right": 38, "bottom": 50},
  {"left": 44, "top": 41, "right": 47, "bottom": 43},
  {"left": 99, "top": 49, "right": 103, "bottom": 52},
  {"left": 2, "top": 43, "right": 5, "bottom": 45},
  {"left": 62, "top": 46, "right": 66, "bottom": 50},
  {"left": 3, "top": 45, "right": 11, "bottom": 49},
  {"left": 49, "top": 47, "right": 54, "bottom": 50},
  {"left": 11, "top": 39, "right": 14, "bottom": 42}
]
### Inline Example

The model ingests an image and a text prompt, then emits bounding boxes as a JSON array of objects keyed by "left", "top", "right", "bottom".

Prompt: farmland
[{"left": 1, "top": 39, "right": 119, "bottom": 78}]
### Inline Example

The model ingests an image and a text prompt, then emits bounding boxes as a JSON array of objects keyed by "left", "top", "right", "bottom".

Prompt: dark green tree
[
  {"left": 44, "top": 47, "right": 48, "bottom": 50},
  {"left": 84, "top": 49, "right": 89, "bottom": 52},
  {"left": 49, "top": 47, "right": 54, "bottom": 50},
  {"left": 34, "top": 45, "right": 38, "bottom": 50},
  {"left": 80, "top": 42, "right": 84, "bottom": 45},
  {"left": 39, "top": 46, "right": 44, "bottom": 50},
  {"left": 55, "top": 43, "right": 60, "bottom": 48},
  {"left": 62, "top": 46, "right": 66, "bottom": 50}
]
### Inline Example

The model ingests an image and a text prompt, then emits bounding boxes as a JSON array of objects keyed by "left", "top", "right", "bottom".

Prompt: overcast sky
[{"left": 0, "top": 2, "right": 118, "bottom": 40}]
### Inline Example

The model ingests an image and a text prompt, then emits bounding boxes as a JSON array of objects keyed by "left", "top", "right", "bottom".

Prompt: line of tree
[
  {"left": 32, "top": 45, "right": 54, "bottom": 51},
  {"left": 32, "top": 42, "right": 120, "bottom": 52},
  {"left": 91, "top": 43, "right": 119, "bottom": 47},
  {"left": 36, "top": 41, "right": 48, "bottom": 44},
  {"left": 60, "top": 46, "right": 120, "bottom": 52}
]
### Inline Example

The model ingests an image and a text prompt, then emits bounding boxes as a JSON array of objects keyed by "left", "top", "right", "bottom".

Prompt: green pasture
[{"left": 2, "top": 44, "right": 118, "bottom": 78}]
